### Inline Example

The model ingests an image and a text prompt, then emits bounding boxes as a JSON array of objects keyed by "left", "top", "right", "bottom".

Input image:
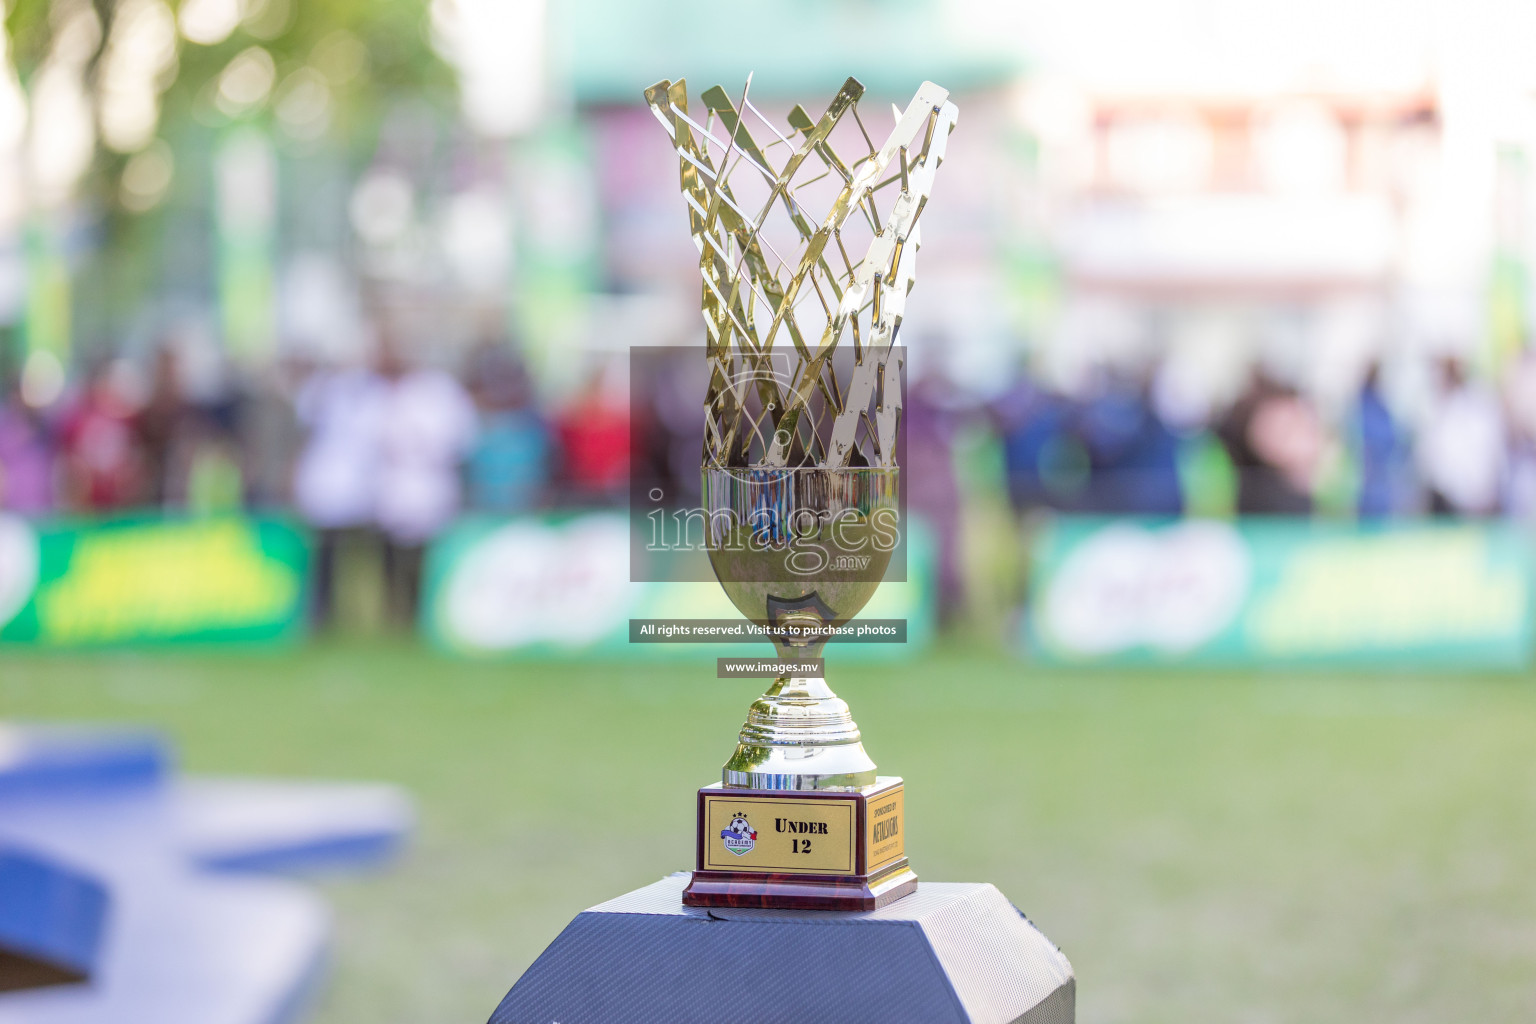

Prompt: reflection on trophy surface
[{"left": 645, "top": 73, "right": 958, "bottom": 797}]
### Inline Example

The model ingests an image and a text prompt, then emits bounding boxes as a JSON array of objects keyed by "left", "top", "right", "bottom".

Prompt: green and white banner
[
  {"left": 423, "top": 513, "right": 934, "bottom": 659},
  {"left": 0, "top": 513, "right": 309, "bottom": 647},
  {"left": 1026, "top": 517, "right": 1535, "bottom": 668}
]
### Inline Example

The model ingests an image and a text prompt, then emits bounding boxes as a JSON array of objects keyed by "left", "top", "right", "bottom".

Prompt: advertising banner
[
  {"left": 0, "top": 513, "right": 309, "bottom": 647},
  {"left": 1026, "top": 517, "right": 1535, "bottom": 668},
  {"left": 422, "top": 513, "right": 934, "bottom": 659}
]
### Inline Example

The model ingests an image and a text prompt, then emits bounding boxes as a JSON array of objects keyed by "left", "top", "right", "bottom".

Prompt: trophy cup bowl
[{"left": 704, "top": 465, "right": 898, "bottom": 792}]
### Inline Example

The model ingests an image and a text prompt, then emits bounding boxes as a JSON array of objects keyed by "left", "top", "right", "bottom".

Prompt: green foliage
[
  {"left": 1, "top": 0, "right": 458, "bottom": 351},
  {"left": 3, "top": 0, "right": 58, "bottom": 83},
  {"left": 5, "top": 0, "right": 457, "bottom": 212}
]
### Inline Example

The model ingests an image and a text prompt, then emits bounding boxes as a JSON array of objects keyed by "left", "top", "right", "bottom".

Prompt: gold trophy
[{"left": 645, "top": 74, "right": 957, "bottom": 909}]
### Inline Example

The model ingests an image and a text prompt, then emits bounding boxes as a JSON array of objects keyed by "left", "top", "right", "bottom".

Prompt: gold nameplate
[
  {"left": 702, "top": 795, "right": 856, "bottom": 874},
  {"left": 866, "top": 785, "right": 905, "bottom": 874}
]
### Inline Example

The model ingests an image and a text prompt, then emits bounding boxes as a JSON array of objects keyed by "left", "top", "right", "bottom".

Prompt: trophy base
[
  {"left": 683, "top": 777, "right": 914, "bottom": 911},
  {"left": 490, "top": 874, "right": 1077, "bottom": 1024}
]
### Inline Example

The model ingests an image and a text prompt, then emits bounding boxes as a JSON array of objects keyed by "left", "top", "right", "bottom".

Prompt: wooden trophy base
[{"left": 683, "top": 777, "right": 915, "bottom": 911}]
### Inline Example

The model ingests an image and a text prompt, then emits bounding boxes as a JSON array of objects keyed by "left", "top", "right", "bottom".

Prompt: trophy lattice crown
[{"left": 645, "top": 76, "right": 958, "bottom": 471}]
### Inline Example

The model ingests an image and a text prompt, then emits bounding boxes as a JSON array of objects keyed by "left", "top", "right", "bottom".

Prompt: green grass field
[{"left": 4, "top": 643, "right": 1536, "bottom": 1024}]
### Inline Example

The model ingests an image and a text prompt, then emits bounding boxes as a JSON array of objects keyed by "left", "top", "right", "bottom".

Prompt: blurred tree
[
  {"left": 5, "top": 0, "right": 456, "bottom": 211},
  {"left": 1, "top": 0, "right": 458, "bottom": 361}
]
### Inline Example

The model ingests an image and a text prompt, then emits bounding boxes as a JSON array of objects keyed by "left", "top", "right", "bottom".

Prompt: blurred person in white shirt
[
  {"left": 294, "top": 356, "right": 388, "bottom": 629},
  {"left": 374, "top": 333, "right": 476, "bottom": 628},
  {"left": 1417, "top": 357, "right": 1507, "bottom": 516}
]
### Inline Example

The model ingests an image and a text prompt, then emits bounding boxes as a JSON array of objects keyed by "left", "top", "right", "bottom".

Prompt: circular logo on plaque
[{"left": 719, "top": 814, "right": 757, "bottom": 856}]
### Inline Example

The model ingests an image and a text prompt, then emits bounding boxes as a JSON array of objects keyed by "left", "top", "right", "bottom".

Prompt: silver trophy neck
[{"left": 722, "top": 672, "right": 878, "bottom": 792}]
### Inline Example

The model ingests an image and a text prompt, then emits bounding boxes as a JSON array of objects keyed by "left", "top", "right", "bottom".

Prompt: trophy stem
[{"left": 722, "top": 667, "right": 878, "bottom": 792}]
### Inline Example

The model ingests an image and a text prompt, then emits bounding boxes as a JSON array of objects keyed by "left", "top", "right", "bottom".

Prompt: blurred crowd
[
  {"left": 980, "top": 352, "right": 1536, "bottom": 522},
  {"left": 3, "top": 326, "right": 1536, "bottom": 628},
  {"left": 637, "top": 340, "right": 1536, "bottom": 624},
  {"left": 0, "top": 326, "right": 630, "bottom": 626}
]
